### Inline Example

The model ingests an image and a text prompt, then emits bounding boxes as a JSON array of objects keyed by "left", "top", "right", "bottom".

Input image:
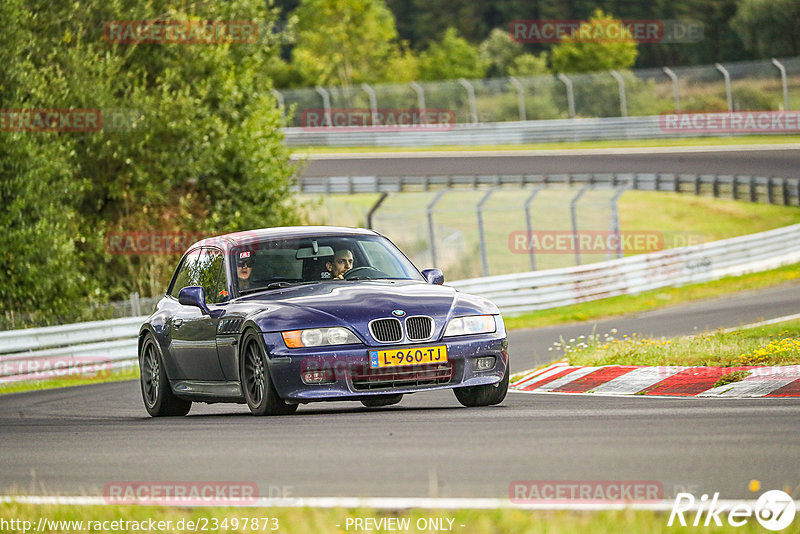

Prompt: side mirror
[
  {"left": 178, "top": 286, "right": 212, "bottom": 315},
  {"left": 421, "top": 268, "right": 444, "bottom": 285}
]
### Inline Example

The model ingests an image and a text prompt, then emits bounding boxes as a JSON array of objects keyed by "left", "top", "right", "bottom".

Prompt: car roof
[{"left": 191, "top": 226, "right": 379, "bottom": 251}]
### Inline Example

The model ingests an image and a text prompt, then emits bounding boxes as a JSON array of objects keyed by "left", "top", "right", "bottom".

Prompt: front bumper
[{"left": 263, "top": 332, "right": 508, "bottom": 402}]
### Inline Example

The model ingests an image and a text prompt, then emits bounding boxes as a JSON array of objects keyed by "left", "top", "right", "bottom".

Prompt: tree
[
  {"left": 418, "top": 28, "right": 485, "bottom": 80},
  {"left": 1, "top": 0, "right": 300, "bottom": 324},
  {"left": 291, "top": 0, "right": 399, "bottom": 87},
  {"left": 550, "top": 9, "right": 638, "bottom": 74},
  {"left": 479, "top": 28, "right": 525, "bottom": 78},
  {"left": 732, "top": 0, "right": 800, "bottom": 57},
  {"left": 509, "top": 53, "right": 550, "bottom": 77}
]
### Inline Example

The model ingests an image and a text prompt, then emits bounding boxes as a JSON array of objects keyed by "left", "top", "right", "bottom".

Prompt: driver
[{"left": 325, "top": 249, "right": 354, "bottom": 279}]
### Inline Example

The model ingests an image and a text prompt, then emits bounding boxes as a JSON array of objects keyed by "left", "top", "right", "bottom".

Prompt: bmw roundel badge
[{"left": 392, "top": 309, "right": 406, "bottom": 317}]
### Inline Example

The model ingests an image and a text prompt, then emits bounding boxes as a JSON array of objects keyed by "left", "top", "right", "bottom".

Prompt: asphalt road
[
  {"left": 299, "top": 145, "right": 800, "bottom": 179},
  {"left": 2, "top": 146, "right": 798, "bottom": 503},
  {"left": 1, "top": 284, "right": 798, "bottom": 501}
]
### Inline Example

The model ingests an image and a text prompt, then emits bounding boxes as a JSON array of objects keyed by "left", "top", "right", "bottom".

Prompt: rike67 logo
[{"left": 669, "top": 490, "right": 796, "bottom": 530}]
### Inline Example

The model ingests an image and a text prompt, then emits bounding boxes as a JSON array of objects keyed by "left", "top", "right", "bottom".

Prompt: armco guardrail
[
  {"left": 283, "top": 115, "right": 800, "bottom": 147},
  {"left": 450, "top": 223, "right": 800, "bottom": 314},
  {"left": 2, "top": 223, "right": 799, "bottom": 382},
  {"left": 0, "top": 316, "right": 145, "bottom": 384},
  {"left": 294, "top": 173, "right": 800, "bottom": 206}
]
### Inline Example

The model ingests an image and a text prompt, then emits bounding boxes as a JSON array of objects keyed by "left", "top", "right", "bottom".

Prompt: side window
[
  {"left": 169, "top": 248, "right": 203, "bottom": 298},
  {"left": 198, "top": 248, "right": 225, "bottom": 304}
]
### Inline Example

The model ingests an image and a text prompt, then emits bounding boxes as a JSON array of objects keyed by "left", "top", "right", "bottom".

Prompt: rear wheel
[
  {"left": 453, "top": 365, "right": 509, "bottom": 407},
  {"left": 241, "top": 332, "right": 298, "bottom": 416},
  {"left": 139, "top": 333, "right": 191, "bottom": 417},
  {"left": 360, "top": 394, "right": 403, "bottom": 408}
]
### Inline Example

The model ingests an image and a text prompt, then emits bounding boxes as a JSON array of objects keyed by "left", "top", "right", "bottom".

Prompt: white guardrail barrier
[
  {"left": 283, "top": 115, "right": 792, "bottom": 147},
  {"left": 450, "top": 222, "right": 800, "bottom": 314},
  {"left": 1, "top": 223, "right": 799, "bottom": 383}
]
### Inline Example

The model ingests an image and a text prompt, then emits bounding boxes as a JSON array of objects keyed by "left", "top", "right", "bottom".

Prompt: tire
[
  {"left": 360, "top": 394, "right": 403, "bottom": 408},
  {"left": 453, "top": 364, "right": 509, "bottom": 407},
  {"left": 240, "top": 331, "right": 298, "bottom": 416},
  {"left": 139, "top": 333, "right": 192, "bottom": 417}
]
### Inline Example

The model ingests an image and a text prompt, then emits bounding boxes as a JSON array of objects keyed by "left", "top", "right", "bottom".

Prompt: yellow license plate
[{"left": 369, "top": 345, "right": 448, "bottom": 368}]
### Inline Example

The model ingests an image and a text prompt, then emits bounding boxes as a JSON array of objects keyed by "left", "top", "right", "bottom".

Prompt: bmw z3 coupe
[{"left": 138, "top": 226, "right": 509, "bottom": 416}]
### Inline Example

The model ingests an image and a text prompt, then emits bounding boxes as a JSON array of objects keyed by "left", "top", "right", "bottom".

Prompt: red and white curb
[{"left": 511, "top": 362, "right": 800, "bottom": 398}]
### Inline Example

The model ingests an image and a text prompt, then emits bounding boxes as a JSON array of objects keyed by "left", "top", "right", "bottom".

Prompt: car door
[{"left": 169, "top": 247, "right": 227, "bottom": 380}]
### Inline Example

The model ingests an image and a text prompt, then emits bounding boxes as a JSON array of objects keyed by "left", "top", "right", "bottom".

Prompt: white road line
[
  {"left": 1, "top": 494, "right": 791, "bottom": 512},
  {"left": 721, "top": 313, "right": 800, "bottom": 333}
]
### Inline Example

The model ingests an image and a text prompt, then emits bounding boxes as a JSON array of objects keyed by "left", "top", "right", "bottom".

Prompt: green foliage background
[{"left": 0, "top": 0, "right": 300, "bottom": 326}]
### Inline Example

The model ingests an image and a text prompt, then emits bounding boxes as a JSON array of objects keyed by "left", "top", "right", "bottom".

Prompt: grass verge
[
  {"left": 504, "top": 262, "right": 800, "bottom": 330},
  {"left": 2, "top": 502, "right": 794, "bottom": 533},
  {"left": 550, "top": 320, "right": 800, "bottom": 368},
  {"left": 293, "top": 135, "right": 800, "bottom": 155},
  {"left": 0, "top": 367, "right": 139, "bottom": 396}
]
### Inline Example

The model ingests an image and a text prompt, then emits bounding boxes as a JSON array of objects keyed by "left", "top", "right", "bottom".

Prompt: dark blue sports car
[{"left": 138, "top": 226, "right": 509, "bottom": 416}]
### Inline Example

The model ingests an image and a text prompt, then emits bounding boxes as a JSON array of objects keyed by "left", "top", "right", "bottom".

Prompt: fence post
[
  {"left": 610, "top": 70, "right": 628, "bottom": 118},
  {"left": 557, "top": 73, "right": 576, "bottom": 119},
  {"left": 508, "top": 76, "right": 527, "bottom": 121},
  {"left": 130, "top": 292, "right": 141, "bottom": 317},
  {"left": 662, "top": 67, "right": 680, "bottom": 113},
  {"left": 570, "top": 186, "right": 590, "bottom": 266},
  {"left": 476, "top": 189, "right": 496, "bottom": 277},
  {"left": 524, "top": 187, "right": 543, "bottom": 271},
  {"left": 270, "top": 89, "right": 285, "bottom": 118},
  {"left": 315, "top": 86, "right": 332, "bottom": 126},
  {"left": 361, "top": 83, "right": 379, "bottom": 126},
  {"left": 458, "top": 78, "right": 479, "bottom": 124},
  {"left": 771, "top": 58, "right": 790, "bottom": 111},
  {"left": 427, "top": 190, "right": 447, "bottom": 267},
  {"left": 610, "top": 187, "right": 627, "bottom": 259},
  {"left": 366, "top": 192, "right": 388, "bottom": 229},
  {"left": 714, "top": 63, "right": 733, "bottom": 112},
  {"left": 410, "top": 81, "right": 426, "bottom": 119}
]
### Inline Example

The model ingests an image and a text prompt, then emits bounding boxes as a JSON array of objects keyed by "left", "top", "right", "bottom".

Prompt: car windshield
[{"left": 232, "top": 234, "right": 425, "bottom": 294}]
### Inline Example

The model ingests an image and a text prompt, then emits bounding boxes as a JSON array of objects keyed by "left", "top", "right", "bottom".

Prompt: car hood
[{"left": 244, "top": 280, "right": 498, "bottom": 339}]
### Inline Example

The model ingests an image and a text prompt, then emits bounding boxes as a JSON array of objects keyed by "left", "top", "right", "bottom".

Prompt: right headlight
[
  {"left": 281, "top": 327, "right": 359, "bottom": 348},
  {"left": 443, "top": 315, "right": 497, "bottom": 337}
]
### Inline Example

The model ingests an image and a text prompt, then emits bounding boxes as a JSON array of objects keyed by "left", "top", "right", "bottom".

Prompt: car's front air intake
[
  {"left": 369, "top": 318, "right": 403, "bottom": 343},
  {"left": 405, "top": 316, "right": 433, "bottom": 341}
]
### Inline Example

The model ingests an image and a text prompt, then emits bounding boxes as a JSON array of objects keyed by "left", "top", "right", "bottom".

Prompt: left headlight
[
  {"left": 281, "top": 327, "right": 360, "bottom": 348},
  {"left": 443, "top": 315, "right": 497, "bottom": 337}
]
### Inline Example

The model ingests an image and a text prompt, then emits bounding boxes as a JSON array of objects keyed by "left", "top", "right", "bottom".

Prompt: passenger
[
  {"left": 326, "top": 249, "right": 354, "bottom": 279},
  {"left": 237, "top": 251, "right": 254, "bottom": 290}
]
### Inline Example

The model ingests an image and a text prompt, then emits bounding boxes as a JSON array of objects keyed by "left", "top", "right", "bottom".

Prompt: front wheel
[
  {"left": 241, "top": 332, "right": 298, "bottom": 416},
  {"left": 139, "top": 333, "right": 191, "bottom": 417},
  {"left": 453, "top": 365, "right": 509, "bottom": 407}
]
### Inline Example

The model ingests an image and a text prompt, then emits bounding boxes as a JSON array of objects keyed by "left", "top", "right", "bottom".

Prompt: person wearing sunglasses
[{"left": 237, "top": 251, "right": 255, "bottom": 291}]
